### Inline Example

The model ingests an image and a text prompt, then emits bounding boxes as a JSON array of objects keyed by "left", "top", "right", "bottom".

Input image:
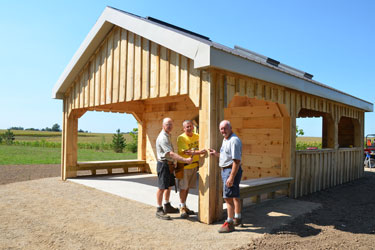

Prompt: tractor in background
[{"left": 364, "top": 134, "right": 375, "bottom": 168}]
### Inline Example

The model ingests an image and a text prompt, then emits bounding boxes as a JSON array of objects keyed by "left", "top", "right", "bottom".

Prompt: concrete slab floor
[
  {"left": 69, "top": 173, "right": 199, "bottom": 212},
  {"left": 68, "top": 173, "right": 321, "bottom": 226}
]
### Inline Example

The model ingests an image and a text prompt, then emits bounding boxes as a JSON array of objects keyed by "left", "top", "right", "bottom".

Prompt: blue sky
[{"left": 0, "top": 0, "right": 374, "bottom": 136}]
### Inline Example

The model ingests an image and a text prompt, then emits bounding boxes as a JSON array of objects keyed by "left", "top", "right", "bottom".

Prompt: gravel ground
[{"left": 1, "top": 164, "right": 375, "bottom": 249}]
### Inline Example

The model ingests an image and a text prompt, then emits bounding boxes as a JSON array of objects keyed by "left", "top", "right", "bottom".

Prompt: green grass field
[
  {"left": 0, "top": 145, "right": 136, "bottom": 165},
  {"left": 296, "top": 136, "right": 322, "bottom": 150},
  {"left": 0, "top": 130, "right": 137, "bottom": 165}
]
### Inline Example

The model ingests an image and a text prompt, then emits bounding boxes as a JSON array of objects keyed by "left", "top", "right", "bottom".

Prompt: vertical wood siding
[
  {"left": 64, "top": 26, "right": 201, "bottom": 115},
  {"left": 210, "top": 69, "right": 365, "bottom": 198},
  {"left": 294, "top": 148, "right": 362, "bottom": 198}
]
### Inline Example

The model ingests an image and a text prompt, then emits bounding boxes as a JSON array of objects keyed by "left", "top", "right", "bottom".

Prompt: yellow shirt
[{"left": 177, "top": 133, "right": 199, "bottom": 169}]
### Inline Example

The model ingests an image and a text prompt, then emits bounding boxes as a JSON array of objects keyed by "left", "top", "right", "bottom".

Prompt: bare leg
[
  {"left": 179, "top": 189, "right": 189, "bottom": 204},
  {"left": 164, "top": 187, "right": 172, "bottom": 202},
  {"left": 225, "top": 198, "right": 234, "bottom": 219},
  {"left": 156, "top": 189, "right": 165, "bottom": 206},
  {"left": 233, "top": 198, "right": 241, "bottom": 214}
]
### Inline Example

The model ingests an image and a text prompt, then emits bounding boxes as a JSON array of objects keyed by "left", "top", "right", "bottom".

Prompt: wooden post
[
  {"left": 323, "top": 114, "right": 335, "bottom": 148},
  {"left": 137, "top": 121, "right": 146, "bottom": 161},
  {"left": 198, "top": 71, "right": 223, "bottom": 224},
  {"left": 62, "top": 101, "right": 79, "bottom": 180},
  {"left": 61, "top": 99, "right": 67, "bottom": 180}
]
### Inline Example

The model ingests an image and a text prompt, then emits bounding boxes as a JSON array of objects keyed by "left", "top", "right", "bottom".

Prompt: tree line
[{"left": 8, "top": 123, "right": 62, "bottom": 132}]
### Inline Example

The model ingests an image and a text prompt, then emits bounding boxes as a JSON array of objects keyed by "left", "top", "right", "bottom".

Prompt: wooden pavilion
[{"left": 52, "top": 7, "right": 373, "bottom": 224}]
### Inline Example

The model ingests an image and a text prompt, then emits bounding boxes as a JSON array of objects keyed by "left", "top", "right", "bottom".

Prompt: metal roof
[{"left": 52, "top": 6, "right": 373, "bottom": 112}]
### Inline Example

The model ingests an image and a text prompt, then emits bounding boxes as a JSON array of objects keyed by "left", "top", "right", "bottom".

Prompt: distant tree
[
  {"left": 9, "top": 127, "right": 24, "bottom": 130},
  {"left": 112, "top": 129, "right": 126, "bottom": 153},
  {"left": 296, "top": 125, "right": 304, "bottom": 137},
  {"left": 2, "top": 129, "right": 15, "bottom": 145},
  {"left": 126, "top": 128, "right": 138, "bottom": 153},
  {"left": 51, "top": 123, "right": 61, "bottom": 132},
  {"left": 0, "top": 135, "right": 2, "bottom": 144},
  {"left": 26, "top": 128, "right": 39, "bottom": 131}
]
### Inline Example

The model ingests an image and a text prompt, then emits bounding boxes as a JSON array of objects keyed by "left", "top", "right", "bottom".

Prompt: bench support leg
[
  {"left": 267, "top": 191, "right": 276, "bottom": 199},
  {"left": 251, "top": 195, "right": 261, "bottom": 204}
]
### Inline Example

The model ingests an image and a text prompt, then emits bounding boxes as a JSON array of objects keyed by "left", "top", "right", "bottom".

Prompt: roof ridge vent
[
  {"left": 304, "top": 72, "right": 314, "bottom": 79},
  {"left": 266, "top": 57, "right": 280, "bottom": 67},
  {"left": 146, "top": 16, "right": 210, "bottom": 41}
]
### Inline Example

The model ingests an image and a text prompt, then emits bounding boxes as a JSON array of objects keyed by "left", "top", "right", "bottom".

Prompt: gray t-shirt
[
  {"left": 156, "top": 129, "right": 174, "bottom": 162},
  {"left": 219, "top": 133, "right": 242, "bottom": 167}
]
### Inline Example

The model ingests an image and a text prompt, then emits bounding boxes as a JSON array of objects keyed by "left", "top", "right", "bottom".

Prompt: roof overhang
[
  {"left": 52, "top": 7, "right": 210, "bottom": 99},
  {"left": 202, "top": 47, "right": 373, "bottom": 112},
  {"left": 52, "top": 7, "right": 373, "bottom": 113}
]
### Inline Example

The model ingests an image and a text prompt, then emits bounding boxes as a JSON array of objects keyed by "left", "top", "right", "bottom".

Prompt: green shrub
[
  {"left": 126, "top": 128, "right": 138, "bottom": 153},
  {"left": 2, "top": 129, "right": 15, "bottom": 145},
  {"left": 126, "top": 142, "right": 137, "bottom": 153}
]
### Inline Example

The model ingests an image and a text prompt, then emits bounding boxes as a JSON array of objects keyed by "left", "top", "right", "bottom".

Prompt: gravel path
[{"left": 1, "top": 165, "right": 375, "bottom": 249}]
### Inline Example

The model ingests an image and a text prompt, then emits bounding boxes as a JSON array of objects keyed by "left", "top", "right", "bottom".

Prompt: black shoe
[
  {"left": 180, "top": 207, "right": 189, "bottom": 219},
  {"left": 156, "top": 208, "right": 171, "bottom": 220},
  {"left": 185, "top": 207, "right": 195, "bottom": 215},
  {"left": 234, "top": 218, "right": 242, "bottom": 227},
  {"left": 163, "top": 202, "right": 179, "bottom": 214}
]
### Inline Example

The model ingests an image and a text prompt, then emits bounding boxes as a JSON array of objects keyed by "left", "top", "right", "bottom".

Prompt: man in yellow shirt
[{"left": 177, "top": 120, "right": 206, "bottom": 218}]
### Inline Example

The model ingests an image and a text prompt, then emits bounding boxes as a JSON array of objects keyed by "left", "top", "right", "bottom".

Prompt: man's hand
[
  {"left": 183, "top": 149, "right": 193, "bottom": 155},
  {"left": 184, "top": 157, "right": 193, "bottom": 164},
  {"left": 226, "top": 175, "right": 234, "bottom": 187},
  {"left": 199, "top": 149, "right": 208, "bottom": 157},
  {"left": 184, "top": 149, "right": 207, "bottom": 157},
  {"left": 208, "top": 149, "right": 219, "bottom": 157}
]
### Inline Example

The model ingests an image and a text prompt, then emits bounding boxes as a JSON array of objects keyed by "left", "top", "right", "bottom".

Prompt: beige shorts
[{"left": 178, "top": 168, "right": 197, "bottom": 190}]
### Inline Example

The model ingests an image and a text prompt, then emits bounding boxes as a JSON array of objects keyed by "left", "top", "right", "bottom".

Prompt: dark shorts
[
  {"left": 221, "top": 166, "right": 242, "bottom": 198},
  {"left": 157, "top": 161, "right": 175, "bottom": 189}
]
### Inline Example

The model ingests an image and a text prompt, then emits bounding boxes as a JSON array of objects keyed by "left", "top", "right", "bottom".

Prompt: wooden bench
[
  {"left": 76, "top": 160, "right": 147, "bottom": 175},
  {"left": 239, "top": 176, "right": 293, "bottom": 207}
]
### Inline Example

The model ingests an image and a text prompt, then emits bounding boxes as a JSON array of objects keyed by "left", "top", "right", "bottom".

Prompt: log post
[
  {"left": 198, "top": 71, "right": 223, "bottom": 224},
  {"left": 62, "top": 99, "right": 78, "bottom": 180}
]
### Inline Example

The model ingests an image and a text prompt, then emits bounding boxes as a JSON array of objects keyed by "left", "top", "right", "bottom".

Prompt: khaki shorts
[{"left": 178, "top": 168, "right": 197, "bottom": 190}]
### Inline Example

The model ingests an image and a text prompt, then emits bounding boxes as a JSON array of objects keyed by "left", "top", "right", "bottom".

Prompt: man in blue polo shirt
[{"left": 209, "top": 120, "right": 242, "bottom": 233}]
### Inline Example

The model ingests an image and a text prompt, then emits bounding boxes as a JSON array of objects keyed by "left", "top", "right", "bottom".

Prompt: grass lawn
[{"left": 0, "top": 145, "right": 136, "bottom": 165}]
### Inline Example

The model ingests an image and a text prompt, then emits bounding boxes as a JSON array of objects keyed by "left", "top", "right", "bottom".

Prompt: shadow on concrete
[{"left": 74, "top": 172, "right": 199, "bottom": 195}]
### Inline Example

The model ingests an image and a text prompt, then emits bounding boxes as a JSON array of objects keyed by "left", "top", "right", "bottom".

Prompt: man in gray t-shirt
[
  {"left": 209, "top": 120, "right": 243, "bottom": 233},
  {"left": 155, "top": 117, "right": 192, "bottom": 220}
]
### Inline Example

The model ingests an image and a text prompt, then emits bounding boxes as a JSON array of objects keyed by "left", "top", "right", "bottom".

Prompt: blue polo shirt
[{"left": 219, "top": 133, "right": 242, "bottom": 167}]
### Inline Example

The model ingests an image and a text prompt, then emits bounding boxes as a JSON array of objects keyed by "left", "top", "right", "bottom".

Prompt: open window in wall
[
  {"left": 338, "top": 116, "right": 360, "bottom": 148},
  {"left": 77, "top": 111, "right": 138, "bottom": 162},
  {"left": 297, "top": 109, "right": 333, "bottom": 150}
]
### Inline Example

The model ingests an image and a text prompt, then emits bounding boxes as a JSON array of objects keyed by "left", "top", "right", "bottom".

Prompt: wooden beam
[
  {"left": 62, "top": 107, "right": 79, "bottom": 179},
  {"left": 138, "top": 121, "right": 147, "bottom": 161},
  {"left": 87, "top": 100, "right": 145, "bottom": 114},
  {"left": 61, "top": 99, "right": 67, "bottom": 180},
  {"left": 198, "top": 70, "right": 223, "bottom": 224}
]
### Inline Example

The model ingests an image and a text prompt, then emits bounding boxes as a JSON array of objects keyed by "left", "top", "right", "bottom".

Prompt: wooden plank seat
[
  {"left": 239, "top": 177, "right": 293, "bottom": 206},
  {"left": 76, "top": 160, "right": 147, "bottom": 175}
]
